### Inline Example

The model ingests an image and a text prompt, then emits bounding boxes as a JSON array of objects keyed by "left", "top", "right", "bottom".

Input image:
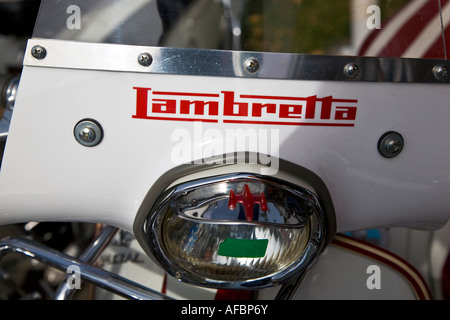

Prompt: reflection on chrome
[
  {"left": 177, "top": 179, "right": 312, "bottom": 228},
  {"left": 162, "top": 220, "right": 311, "bottom": 282},
  {"left": 144, "top": 173, "right": 327, "bottom": 289}
]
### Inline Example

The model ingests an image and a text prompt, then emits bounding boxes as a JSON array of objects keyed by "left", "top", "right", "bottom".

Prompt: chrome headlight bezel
[{"left": 133, "top": 158, "right": 336, "bottom": 290}]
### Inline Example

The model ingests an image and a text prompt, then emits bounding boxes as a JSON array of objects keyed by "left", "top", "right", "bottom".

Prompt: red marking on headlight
[{"left": 228, "top": 184, "right": 268, "bottom": 222}]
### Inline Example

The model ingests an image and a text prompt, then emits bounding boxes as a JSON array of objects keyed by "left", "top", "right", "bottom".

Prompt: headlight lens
[{"left": 144, "top": 173, "right": 327, "bottom": 289}]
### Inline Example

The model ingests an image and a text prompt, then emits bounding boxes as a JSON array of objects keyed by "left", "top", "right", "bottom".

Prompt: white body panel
[
  {"left": 95, "top": 231, "right": 430, "bottom": 300},
  {"left": 1, "top": 58, "right": 449, "bottom": 233},
  {"left": 260, "top": 238, "right": 423, "bottom": 300}
]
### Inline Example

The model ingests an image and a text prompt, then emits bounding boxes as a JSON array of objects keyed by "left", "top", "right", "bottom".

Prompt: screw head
[
  {"left": 378, "top": 131, "right": 404, "bottom": 158},
  {"left": 31, "top": 45, "right": 47, "bottom": 60},
  {"left": 433, "top": 64, "right": 448, "bottom": 80},
  {"left": 244, "top": 57, "right": 260, "bottom": 73},
  {"left": 344, "top": 63, "right": 359, "bottom": 78},
  {"left": 138, "top": 53, "right": 153, "bottom": 67},
  {"left": 74, "top": 119, "right": 103, "bottom": 147},
  {"left": 79, "top": 127, "right": 96, "bottom": 143}
]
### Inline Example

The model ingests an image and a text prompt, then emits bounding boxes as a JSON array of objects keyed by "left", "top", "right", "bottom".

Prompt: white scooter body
[{"left": 0, "top": 0, "right": 449, "bottom": 300}]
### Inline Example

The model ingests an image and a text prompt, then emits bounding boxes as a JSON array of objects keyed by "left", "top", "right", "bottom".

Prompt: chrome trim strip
[
  {"left": 0, "top": 237, "right": 173, "bottom": 300},
  {"left": 24, "top": 39, "right": 449, "bottom": 83}
]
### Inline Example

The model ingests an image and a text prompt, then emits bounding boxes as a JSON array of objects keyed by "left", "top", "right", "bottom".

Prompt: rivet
[
  {"left": 74, "top": 119, "right": 103, "bottom": 147},
  {"left": 244, "top": 57, "right": 260, "bottom": 73},
  {"left": 344, "top": 63, "right": 359, "bottom": 78},
  {"left": 138, "top": 53, "right": 153, "bottom": 67},
  {"left": 31, "top": 45, "right": 47, "bottom": 60},
  {"left": 433, "top": 64, "right": 448, "bottom": 80},
  {"left": 378, "top": 131, "right": 404, "bottom": 158}
]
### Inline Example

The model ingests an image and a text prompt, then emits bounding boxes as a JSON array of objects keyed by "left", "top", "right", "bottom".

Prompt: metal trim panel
[{"left": 24, "top": 38, "right": 449, "bottom": 83}]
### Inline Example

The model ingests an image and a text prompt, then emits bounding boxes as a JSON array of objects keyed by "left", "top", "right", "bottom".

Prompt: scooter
[{"left": 0, "top": 0, "right": 449, "bottom": 301}]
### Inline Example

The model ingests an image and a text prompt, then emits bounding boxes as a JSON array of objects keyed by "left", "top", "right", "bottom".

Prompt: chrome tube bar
[
  {"left": 0, "top": 237, "right": 173, "bottom": 300},
  {"left": 53, "top": 225, "right": 118, "bottom": 300}
]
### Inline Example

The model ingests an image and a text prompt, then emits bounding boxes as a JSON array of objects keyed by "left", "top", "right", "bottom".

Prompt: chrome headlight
[{"left": 140, "top": 172, "right": 330, "bottom": 289}]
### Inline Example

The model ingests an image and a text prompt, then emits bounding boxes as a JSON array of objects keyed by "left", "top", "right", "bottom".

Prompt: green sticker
[{"left": 218, "top": 238, "right": 268, "bottom": 258}]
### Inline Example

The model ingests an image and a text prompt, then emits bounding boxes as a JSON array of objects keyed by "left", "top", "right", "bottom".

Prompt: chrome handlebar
[
  {"left": 0, "top": 228, "right": 173, "bottom": 300},
  {"left": 0, "top": 224, "right": 302, "bottom": 300}
]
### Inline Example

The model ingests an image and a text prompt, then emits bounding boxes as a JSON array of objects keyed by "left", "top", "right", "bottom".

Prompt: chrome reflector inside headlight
[{"left": 143, "top": 173, "right": 327, "bottom": 289}]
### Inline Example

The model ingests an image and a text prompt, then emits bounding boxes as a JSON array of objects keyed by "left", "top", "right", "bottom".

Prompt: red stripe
[
  {"left": 422, "top": 22, "right": 450, "bottom": 58},
  {"left": 215, "top": 289, "right": 254, "bottom": 300},
  {"left": 327, "top": 99, "right": 358, "bottom": 103},
  {"left": 153, "top": 91, "right": 220, "bottom": 97},
  {"left": 332, "top": 234, "right": 432, "bottom": 300},
  {"left": 223, "top": 119, "right": 355, "bottom": 127},
  {"left": 379, "top": 0, "right": 439, "bottom": 57},
  {"left": 132, "top": 115, "right": 218, "bottom": 122},
  {"left": 442, "top": 251, "right": 450, "bottom": 300},
  {"left": 240, "top": 94, "right": 357, "bottom": 103},
  {"left": 359, "top": 0, "right": 449, "bottom": 57},
  {"left": 358, "top": 0, "right": 413, "bottom": 56},
  {"left": 240, "top": 94, "right": 309, "bottom": 101},
  {"left": 359, "top": 27, "right": 382, "bottom": 56},
  {"left": 161, "top": 273, "right": 167, "bottom": 295}
]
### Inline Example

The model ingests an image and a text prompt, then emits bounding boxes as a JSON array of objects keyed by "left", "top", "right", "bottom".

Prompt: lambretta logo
[{"left": 132, "top": 87, "right": 358, "bottom": 126}]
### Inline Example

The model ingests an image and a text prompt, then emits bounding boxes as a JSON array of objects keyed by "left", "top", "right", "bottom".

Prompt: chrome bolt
[
  {"left": 138, "top": 53, "right": 153, "bottom": 67},
  {"left": 79, "top": 127, "right": 96, "bottom": 143},
  {"left": 74, "top": 119, "right": 103, "bottom": 147},
  {"left": 378, "top": 131, "right": 404, "bottom": 158},
  {"left": 433, "top": 64, "right": 448, "bottom": 80},
  {"left": 244, "top": 57, "right": 260, "bottom": 73},
  {"left": 344, "top": 63, "right": 359, "bottom": 78},
  {"left": 31, "top": 45, "right": 47, "bottom": 60}
]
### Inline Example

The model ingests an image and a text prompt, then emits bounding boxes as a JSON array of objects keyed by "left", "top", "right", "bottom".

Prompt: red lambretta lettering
[
  {"left": 152, "top": 99, "right": 176, "bottom": 113},
  {"left": 132, "top": 87, "right": 357, "bottom": 126},
  {"left": 180, "top": 100, "right": 219, "bottom": 116},
  {"left": 251, "top": 103, "right": 276, "bottom": 117},
  {"left": 133, "top": 87, "right": 151, "bottom": 118},
  {"left": 223, "top": 91, "right": 248, "bottom": 116}
]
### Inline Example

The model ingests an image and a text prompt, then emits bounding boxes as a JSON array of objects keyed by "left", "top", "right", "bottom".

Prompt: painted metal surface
[{"left": 1, "top": 48, "right": 449, "bottom": 233}]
